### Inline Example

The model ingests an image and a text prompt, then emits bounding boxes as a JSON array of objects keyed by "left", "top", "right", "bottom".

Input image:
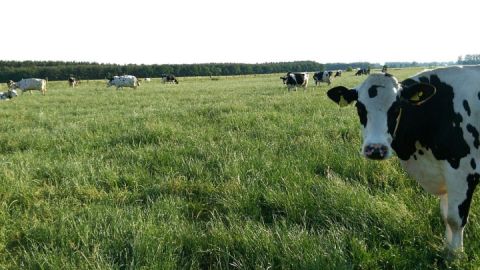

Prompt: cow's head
[
  {"left": 106, "top": 77, "right": 114, "bottom": 87},
  {"left": 327, "top": 73, "right": 436, "bottom": 160},
  {"left": 7, "top": 80, "right": 15, "bottom": 88}
]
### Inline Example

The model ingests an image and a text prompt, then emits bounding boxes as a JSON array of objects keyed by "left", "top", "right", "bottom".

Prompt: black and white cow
[
  {"left": 313, "top": 71, "right": 332, "bottom": 86},
  {"left": 334, "top": 70, "right": 342, "bottom": 77},
  {"left": 355, "top": 68, "right": 370, "bottom": 76},
  {"left": 161, "top": 74, "right": 179, "bottom": 84},
  {"left": 280, "top": 72, "right": 309, "bottom": 91},
  {"left": 107, "top": 75, "right": 140, "bottom": 90},
  {"left": 68, "top": 77, "right": 78, "bottom": 88},
  {"left": 327, "top": 66, "right": 480, "bottom": 253},
  {"left": 0, "top": 89, "right": 17, "bottom": 100}
]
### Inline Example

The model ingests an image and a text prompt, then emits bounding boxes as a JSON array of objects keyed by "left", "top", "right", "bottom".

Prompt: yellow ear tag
[
  {"left": 410, "top": 91, "right": 423, "bottom": 102},
  {"left": 339, "top": 96, "right": 349, "bottom": 107}
]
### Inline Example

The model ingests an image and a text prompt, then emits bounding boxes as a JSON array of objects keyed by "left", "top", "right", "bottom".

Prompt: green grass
[{"left": 0, "top": 68, "right": 479, "bottom": 269}]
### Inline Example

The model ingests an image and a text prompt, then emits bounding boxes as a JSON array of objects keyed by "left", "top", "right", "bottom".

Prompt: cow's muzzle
[{"left": 363, "top": 144, "right": 389, "bottom": 160}]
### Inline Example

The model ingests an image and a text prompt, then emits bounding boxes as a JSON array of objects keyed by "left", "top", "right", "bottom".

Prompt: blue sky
[{"left": 1, "top": 0, "right": 478, "bottom": 64}]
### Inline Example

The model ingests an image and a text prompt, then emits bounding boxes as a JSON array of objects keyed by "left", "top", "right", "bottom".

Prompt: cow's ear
[
  {"left": 400, "top": 82, "right": 436, "bottom": 105},
  {"left": 327, "top": 86, "right": 358, "bottom": 107}
]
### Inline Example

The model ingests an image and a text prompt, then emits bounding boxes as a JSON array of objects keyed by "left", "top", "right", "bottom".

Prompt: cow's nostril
[{"left": 364, "top": 144, "right": 389, "bottom": 160}]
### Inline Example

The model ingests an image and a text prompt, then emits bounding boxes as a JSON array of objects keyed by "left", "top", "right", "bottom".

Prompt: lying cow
[
  {"left": 9, "top": 78, "right": 47, "bottom": 95},
  {"left": 280, "top": 72, "right": 309, "bottom": 91},
  {"left": 161, "top": 74, "right": 178, "bottom": 84},
  {"left": 327, "top": 66, "right": 480, "bottom": 254},
  {"left": 313, "top": 71, "right": 332, "bottom": 86},
  {"left": 107, "top": 75, "right": 140, "bottom": 90},
  {"left": 0, "top": 89, "right": 17, "bottom": 100}
]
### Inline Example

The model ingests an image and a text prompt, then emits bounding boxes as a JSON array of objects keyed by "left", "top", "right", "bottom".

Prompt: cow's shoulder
[{"left": 392, "top": 67, "right": 478, "bottom": 168}]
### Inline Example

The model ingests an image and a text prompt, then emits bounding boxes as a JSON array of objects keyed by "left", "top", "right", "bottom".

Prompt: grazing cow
[
  {"left": 0, "top": 89, "right": 17, "bottom": 100},
  {"left": 382, "top": 65, "right": 388, "bottom": 73},
  {"left": 334, "top": 70, "right": 342, "bottom": 77},
  {"left": 355, "top": 68, "right": 370, "bottom": 76},
  {"left": 107, "top": 75, "right": 139, "bottom": 90},
  {"left": 144, "top": 78, "right": 151, "bottom": 82},
  {"left": 9, "top": 78, "right": 47, "bottom": 95},
  {"left": 280, "top": 72, "right": 309, "bottom": 91},
  {"left": 327, "top": 66, "right": 480, "bottom": 253},
  {"left": 161, "top": 74, "right": 178, "bottom": 84},
  {"left": 313, "top": 71, "right": 332, "bottom": 86},
  {"left": 68, "top": 77, "right": 78, "bottom": 88}
]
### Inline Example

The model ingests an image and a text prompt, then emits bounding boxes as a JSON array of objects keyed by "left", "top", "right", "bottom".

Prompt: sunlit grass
[{"left": 0, "top": 68, "right": 478, "bottom": 269}]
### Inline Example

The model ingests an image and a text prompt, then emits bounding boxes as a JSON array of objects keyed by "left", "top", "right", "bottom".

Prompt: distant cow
[
  {"left": 280, "top": 72, "right": 309, "bottom": 91},
  {"left": 382, "top": 65, "right": 388, "bottom": 73},
  {"left": 334, "top": 70, "right": 342, "bottom": 77},
  {"left": 9, "top": 78, "right": 47, "bottom": 95},
  {"left": 68, "top": 77, "right": 78, "bottom": 88},
  {"left": 0, "top": 89, "right": 17, "bottom": 100},
  {"left": 313, "top": 71, "right": 332, "bottom": 86},
  {"left": 355, "top": 68, "right": 370, "bottom": 76},
  {"left": 107, "top": 75, "right": 139, "bottom": 90},
  {"left": 161, "top": 74, "right": 178, "bottom": 84},
  {"left": 6, "top": 80, "right": 14, "bottom": 88},
  {"left": 143, "top": 78, "right": 151, "bottom": 82},
  {"left": 327, "top": 66, "right": 480, "bottom": 254}
]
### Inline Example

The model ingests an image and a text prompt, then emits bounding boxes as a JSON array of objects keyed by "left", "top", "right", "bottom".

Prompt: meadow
[{"left": 0, "top": 68, "right": 479, "bottom": 269}]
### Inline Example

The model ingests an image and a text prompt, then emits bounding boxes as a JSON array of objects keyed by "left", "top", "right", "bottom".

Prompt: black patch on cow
[
  {"left": 356, "top": 101, "right": 367, "bottom": 128},
  {"left": 478, "top": 92, "right": 480, "bottom": 100},
  {"left": 389, "top": 75, "right": 470, "bottom": 169},
  {"left": 463, "top": 100, "right": 471, "bottom": 116},
  {"left": 471, "top": 158, "right": 476, "bottom": 170},
  {"left": 458, "top": 173, "right": 480, "bottom": 226},
  {"left": 368, "top": 85, "right": 379, "bottom": 98},
  {"left": 313, "top": 72, "right": 323, "bottom": 84},
  {"left": 413, "top": 154, "right": 417, "bottom": 160},
  {"left": 294, "top": 73, "right": 305, "bottom": 85},
  {"left": 385, "top": 73, "right": 393, "bottom": 77},
  {"left": 286, "top": 75, "right": 297, "bottom": 86},
  {"left": 467, "top": 124, "right": 480, "bottom": 149},
  {"left": 418, "top": 150, "right": 424, "bottom": 155}
]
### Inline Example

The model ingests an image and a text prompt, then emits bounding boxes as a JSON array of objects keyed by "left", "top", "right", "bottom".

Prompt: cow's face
[
  {"left": 327, "top": 73, "right": 436, "bottom": 160},
  {"left": 9, "top": 82, "right": 18, "bottom": 89}
]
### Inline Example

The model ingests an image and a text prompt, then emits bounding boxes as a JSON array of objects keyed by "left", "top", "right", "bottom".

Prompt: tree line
[
  {"left": 2, "top": 57, "right": 471, "bottom": 82},
  {"left": 0, "top": 61, "right": 329, "bottom": 82},
  {"left": 457, "top": 54, "right": 480, "bottom": 65},
  {"left": 0, "top": 60, "right": 387, "bottom": 82}
]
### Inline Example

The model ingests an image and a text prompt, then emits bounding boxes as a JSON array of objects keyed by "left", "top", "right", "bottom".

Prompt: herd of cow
[
  {"left": 279, "top": 68, "right": 372, "bottom": 91},
  {"left": 1, "top": 74, "right": 180, "bottom": 99},
  {"left": 2, "top": 65, "right": 480, "bottom": 257}
]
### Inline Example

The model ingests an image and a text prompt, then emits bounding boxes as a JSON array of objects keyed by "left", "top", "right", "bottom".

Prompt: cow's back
[
  {"left": 410, "top": 65, "right": 480, "bottom": 121},
  {"left": 394, "top": 65, "right": 480, "bottom": 167}
]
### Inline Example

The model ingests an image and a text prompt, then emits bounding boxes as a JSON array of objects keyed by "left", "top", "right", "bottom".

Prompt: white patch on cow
[
  {"left": 107, "top": 75, "right": 139, "bottom": 90},
  {"left": 11, "top": 78, "right": 47, "bottom": 95},
  {"left": 401, "top": 142, "right": 447, "bottom": 195}
]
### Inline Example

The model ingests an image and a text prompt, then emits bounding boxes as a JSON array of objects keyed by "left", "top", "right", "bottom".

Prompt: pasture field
[{"left": 0, "top": 68, "right": 479, "bottom": 269}]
